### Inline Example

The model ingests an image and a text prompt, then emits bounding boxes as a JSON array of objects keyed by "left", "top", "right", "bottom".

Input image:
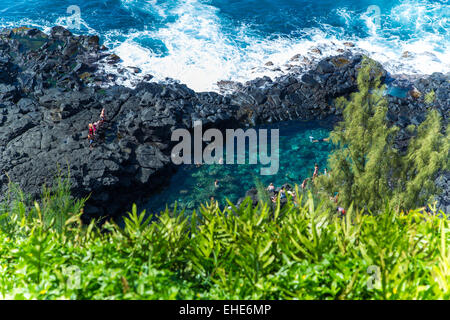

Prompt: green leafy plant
[
  {"left": 0, "top": 179, "right": 447, "bottom": 300},
  {"left": 317, "top": 57, "right": 449, "bottom": 213},
  {"left": 424, "top": 89, "right": 436, "bottom": 105}
]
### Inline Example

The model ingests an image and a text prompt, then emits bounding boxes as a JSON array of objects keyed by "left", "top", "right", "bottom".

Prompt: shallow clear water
[
  {"left": 0, "top": 0, "right": 448, "bottom": 91},
  {"left": 143, "top": 120, "right": 333, "bottom": 214},
  {"left": 386, "top": 86, "right": 410, "bottom": 98}
]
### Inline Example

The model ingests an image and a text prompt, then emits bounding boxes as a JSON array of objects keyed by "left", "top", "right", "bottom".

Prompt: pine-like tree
[
  {"left": 391, "top": 110, "right": 449, "bottom": 211},
  {"left": 317, "top": 57, "right": 449, "bottom": 213}
]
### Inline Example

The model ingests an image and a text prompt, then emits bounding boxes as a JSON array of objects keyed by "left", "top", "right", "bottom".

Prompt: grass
[{"left": 0, "top": 177, "right": 448, "bottom": 300}]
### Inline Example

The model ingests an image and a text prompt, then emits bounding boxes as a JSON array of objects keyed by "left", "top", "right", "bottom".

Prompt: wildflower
[
  {"left": 302, "top": 275, "right": 306, "bottom": 280},
  {"left": 393, "top": 288, "right": 397, "bottom": 294},
  {"left": 39, "top": 289, "right": 47, "bottom": 295}
]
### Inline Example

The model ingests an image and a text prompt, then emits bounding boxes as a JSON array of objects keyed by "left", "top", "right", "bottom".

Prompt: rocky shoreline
[{"left": 0, "top": 26, "right": 448, "bottom": 219}]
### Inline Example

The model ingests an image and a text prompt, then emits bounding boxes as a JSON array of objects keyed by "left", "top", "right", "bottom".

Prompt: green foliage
[
  {"left": 391, "top": 110, "right": 450, "bottom": 211},
  {"left": 424, "top": 90, "right": 436, "bottom": 105},
  {"left": 254, "top": 177, "right": 272, "bottom": 207},
  {"left": 317, "top": 57, "right": 449, "bottom": 213},
  {"left": 0, "top": 181, "right": 448, "bottom": 300},
  {"left": 0, "top": 65, "right": 448, "bottom": 299},
  {"left": 40, "top": 174, "right": 87, "bottom": 233},
  {"left": 0, "top": 174, "right": 85, "bottom": 236}
]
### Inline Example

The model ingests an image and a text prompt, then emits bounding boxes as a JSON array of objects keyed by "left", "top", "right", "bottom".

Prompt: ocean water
[
  {"left": 0, "top": 0, "right": 448, "bottom": 91},
  {"left": 144, "top": 120, "right": 332, "bottom": 214}
]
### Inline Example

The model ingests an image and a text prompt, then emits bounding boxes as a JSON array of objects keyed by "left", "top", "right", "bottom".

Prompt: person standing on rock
[
  {"left": 88, "top": 123, "right": 97, "bottom": 149},
  {"left": 94, "top": 120, "right": 103, "bottom": 132},
  {"left": 301, "top": 178, "right": 309, "bottom": 189},
  {"left": 313, "top": 163, "right": 319, "bottom": 179},
  {"left": 100, "top": 108, "right": 106, "bottom": 124},
  {"left": 88, "top": 133, "right": 94, "bottom": 150},
  {"left": 280, "top": 187, "right": 286, "bottom": 199}
]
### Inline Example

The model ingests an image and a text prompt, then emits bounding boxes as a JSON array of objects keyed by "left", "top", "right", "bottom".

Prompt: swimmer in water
[
  {"left": 267, "top": 183, "right": 275, "bottom": 191},
  {"left": 310, "top": 136, "right": 330, "bottom": 143}
]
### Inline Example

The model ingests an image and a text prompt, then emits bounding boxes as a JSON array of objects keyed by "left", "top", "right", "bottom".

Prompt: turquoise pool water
[
  {"left": 386, "top": 86, "right": 409, "bottom": 98},
  {"left": 143, "top": 120, "right": 333, "bottom": 214}
]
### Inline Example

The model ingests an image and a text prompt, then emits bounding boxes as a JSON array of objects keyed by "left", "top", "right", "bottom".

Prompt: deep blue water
[{"left": 0, "top": 0, "right": 448, "bottom": 91}]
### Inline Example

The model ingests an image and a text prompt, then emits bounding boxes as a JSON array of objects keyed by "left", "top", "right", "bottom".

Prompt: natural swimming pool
[{"left": 143, "top": 120, "right": 334, "bottom": 214}]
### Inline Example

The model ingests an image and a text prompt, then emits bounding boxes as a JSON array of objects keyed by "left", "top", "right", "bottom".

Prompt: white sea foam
[
  {"left": 1, "top": 0, "right": 448, "bottom": 92},
  {"left": 107, "top": 0, "right": 348, "bottom": 90},
  {"left": 102, "top": 0, "right": 450, "bottom": 92}
]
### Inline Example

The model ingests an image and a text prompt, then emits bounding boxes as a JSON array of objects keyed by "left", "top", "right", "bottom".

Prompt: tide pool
[{"left": 143, "top": 120, "right": 333, "bottom": 214}]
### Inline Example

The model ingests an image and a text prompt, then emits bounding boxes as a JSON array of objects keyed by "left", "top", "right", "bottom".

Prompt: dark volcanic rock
[{"left": 0, "top": 26, "right": 448, "bottom": 218}]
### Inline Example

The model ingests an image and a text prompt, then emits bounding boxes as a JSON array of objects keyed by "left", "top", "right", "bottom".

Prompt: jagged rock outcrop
[{"left": 0, "top": 26, "right": 448, "bottom": 218}]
